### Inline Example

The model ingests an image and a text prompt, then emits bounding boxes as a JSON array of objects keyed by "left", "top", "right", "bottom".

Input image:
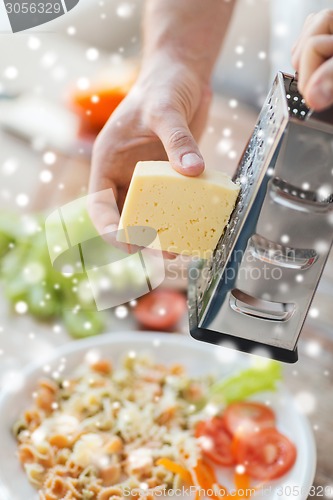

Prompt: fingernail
[
  {"left": 181, "top": 153, "right": 203, "bottom": 168},
  {"left": 312, "top": 80, "right": 333, "bottom": 108}
]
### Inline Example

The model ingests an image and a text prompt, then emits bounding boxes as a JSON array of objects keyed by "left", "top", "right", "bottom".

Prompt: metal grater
[{"left": 188, "top": 72, "right": 333, "bottom": 363}]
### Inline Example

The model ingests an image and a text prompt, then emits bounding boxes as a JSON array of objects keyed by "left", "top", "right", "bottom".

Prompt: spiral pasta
[{"left": 14, "top": 352, "right": 213, "bottom": 499}]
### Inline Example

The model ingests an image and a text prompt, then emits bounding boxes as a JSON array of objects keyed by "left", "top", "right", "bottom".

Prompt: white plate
[{"left": 0, "top": 332, "right": 316, "bottom": 500}]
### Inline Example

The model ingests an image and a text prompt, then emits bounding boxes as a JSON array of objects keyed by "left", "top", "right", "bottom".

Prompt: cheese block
[{"left": 119, "top": 161, "right": 240, "bottom": 259}]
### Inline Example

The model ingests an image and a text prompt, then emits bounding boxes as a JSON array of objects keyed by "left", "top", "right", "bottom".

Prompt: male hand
[
  {"left": 292, "top": 9, "right": 333, "bottom": 110},
  {"left": 89, "top": 58, "right": 211, "bottom": 236}
]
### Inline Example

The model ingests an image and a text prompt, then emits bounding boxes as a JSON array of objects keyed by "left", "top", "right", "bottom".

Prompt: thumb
[{"left": 152, "top": 110, "right": 205, "bottom": 177}]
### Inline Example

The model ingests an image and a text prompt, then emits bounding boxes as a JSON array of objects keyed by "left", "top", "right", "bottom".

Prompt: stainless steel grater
[{"left": 188, "top": 72, "right": 333, "bottom": 363}]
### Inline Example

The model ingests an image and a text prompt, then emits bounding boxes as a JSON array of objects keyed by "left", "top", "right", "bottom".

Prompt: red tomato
[
  {"left": 196, "top": 417, "right": 236, "bottom": 466},
  {"left": 74, "top": 87, "right": 127, "bottom": 137},
  {"left": 224, "top": 402, "right": 276, "bottom": 436},
  {"left": 235, "top": 428, "right": 297, "bottom": 480},
  {"left": 133, "top": 289, "right": 187, "bottom": 331}
]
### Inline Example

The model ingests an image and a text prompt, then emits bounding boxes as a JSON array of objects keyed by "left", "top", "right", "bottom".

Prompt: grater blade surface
[{"left": 189, "top": 72, "right": 333, "bottom": 363}]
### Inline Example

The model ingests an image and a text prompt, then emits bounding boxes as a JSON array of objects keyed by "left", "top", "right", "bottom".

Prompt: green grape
[
  {"left": 1, "top": 245, "right": 30, "bottom": 280},
  {"left": 26, "top": 284, "right": 61, "bottom": 319},
  {"left": 4, "top": 274, "right": 30, "bottom": 302},
  {"left": 0, "top": 234, "right": 13, "bottom": 258},
  {"left": 0, "top": 210, "right": 108, "bottom": 337},
  {"left": 62, "top": 309, "right": 106, "bottom": 339}
]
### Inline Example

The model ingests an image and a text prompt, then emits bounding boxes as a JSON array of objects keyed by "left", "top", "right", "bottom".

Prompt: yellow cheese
[{"left": 119, "top": 161, "right": 240, "bottom": 259}]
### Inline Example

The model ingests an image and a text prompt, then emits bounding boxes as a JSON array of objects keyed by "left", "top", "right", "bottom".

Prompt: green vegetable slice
[{"left": 209, "top": 360, "right": 282, "bottom": 404}]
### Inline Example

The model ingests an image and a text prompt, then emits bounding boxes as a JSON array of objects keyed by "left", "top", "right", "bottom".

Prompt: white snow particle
[
  {"left": 16, "top": 194, "right": 29, "bottom": 207},
  {"left": 215, "top": 341, "right": 239, "bottom": 363},
  {"left": 228, "top": 150, "right": 237, "bottom": 159},
  {"left": 1, "top": 370, "right": 25, "bottom": 392},
  {"left": 23, "top": 263, "right": 45, "bottom": 283},
  {"left": 85, "top": 349, "right": 101, "bottom": 365},
  {"left": 317, "top": 184, "right": 332, "bottom": 201},
  {"left": 235, "top": 464, "right": 246, "bottom": 474},
  {"left": 304, "top": 340, "right": 321, "bottom": 358},
  {"left": 40, "top": 52, "right": 58, "bottom": 69},
  {"left": 197, "top": 435, "right": 214, "bottom": 451},
  {"left": 216, "top": 138, "right": 232, "bottom": 155},
  {"left": 115, "top": 306, "right": 128, "bottom": 319},
  {"left": 77, "top": 77, "right": 90, "bottom": 90},
  {"left": 274, "top": 23, "right": 289, "bottom": 37},
  {"left": 315, "top": 240, "right": 330, "bottom": 254},
  {"left": 2, "top": 158, "right": 18, "bottom": 176},
  {"left": 15, "top": 301, "right": 28, "bottom": 314},
  {"left": 204, "top": 403, "right": 219, "bottom": 417},
  {"left": 67, "top": 26, "right": 76, "bottom": 36},
  {"left": 86, "top": 48, "right": 99, "bottom": 61},
  {"left": 294, "top": 391, "right": 316, "bottom": 415},
  {"left": 43, "top": 151, "right": 57, "bottom": 165},
  {"left": 229, "top": 99, "right": 238, "bottom": 109},
  {"left": 116, "top": 2, "right": 134, "bottom": 18},
  {"left": 309, "top": 307, "right": 319, "bottom": 319},
  {"left": 40, "top": 170, "right": 53, "bottom": 183},
  {"left": 28, "top": 36, "right": 41, "bottom": 50},
  {"left": 235, "top": 45, "right": 244, "bottom": 55},
  {"left": 4, "top": 66, "right": 18, "bottom": 79}
]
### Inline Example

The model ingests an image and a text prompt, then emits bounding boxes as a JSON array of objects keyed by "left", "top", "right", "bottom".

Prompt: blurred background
[{"left": 0, "top": 0, "right": 332, "bottom": 494}]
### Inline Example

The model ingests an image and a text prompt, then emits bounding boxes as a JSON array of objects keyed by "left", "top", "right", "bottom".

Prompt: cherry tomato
[
  {"left": 196, "top": 417, "right": 236, "bottom": 466},
  {"left": 224, "top": 402, "right": 276, "bottom": 436},
  {"left": 235, "top": 428, "right": 297, "bottom": 480},
  {"left": 133, "top": 289, "right": 187, "bottom": 331}
]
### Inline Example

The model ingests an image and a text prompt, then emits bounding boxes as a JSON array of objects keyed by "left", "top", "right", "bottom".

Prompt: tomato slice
[
  {"left": 235, "top": 428, "right": 297, "bottom": 480},
  {"left": 224, "top": 402, "right": 276, "bottom": 437},
  {"left": 196, "top": 417, "right": 236, "bottom": 466},
  {"left": 133, "top": 289, "right": 187, "bottom": 331}
]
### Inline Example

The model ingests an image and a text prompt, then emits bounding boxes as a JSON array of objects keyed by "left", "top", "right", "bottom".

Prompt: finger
[
  {"left": 292, "top": 12, "right": 316, "bottom": 70},
  {"left": 298, "top": 34, "right": 333, "bottom": 96},
  {"left": 190, "top": 86, "right": 212, "bottom": 141},
  {"left": 151, "top": 109, "right": 205, "bottom": 177},
  {"left": 88, "top": 178, "right": 120, "bottom": 237},
  {"left": 303, "top": 56, "right": 333, "bottom": 110},
  {"left": 292, "top": 9, "right": 333, "bottom": 71}
]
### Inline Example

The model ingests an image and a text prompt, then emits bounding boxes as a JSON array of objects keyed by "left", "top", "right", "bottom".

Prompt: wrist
[{"left": 140, "top": 49, "right": 212, "bottom": 86}]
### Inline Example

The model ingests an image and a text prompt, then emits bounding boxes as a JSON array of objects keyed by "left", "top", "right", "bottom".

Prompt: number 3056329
[
  {"left": 277, "top": 485, "right": 333, "bottom": 497},
  {"left": 5, "top": 3, "right": 62, "bottom": 14}
]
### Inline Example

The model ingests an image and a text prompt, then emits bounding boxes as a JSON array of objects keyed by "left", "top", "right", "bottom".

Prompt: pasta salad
[{"left": 13, "top": 351, "right": 296, "bottom": 499}]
